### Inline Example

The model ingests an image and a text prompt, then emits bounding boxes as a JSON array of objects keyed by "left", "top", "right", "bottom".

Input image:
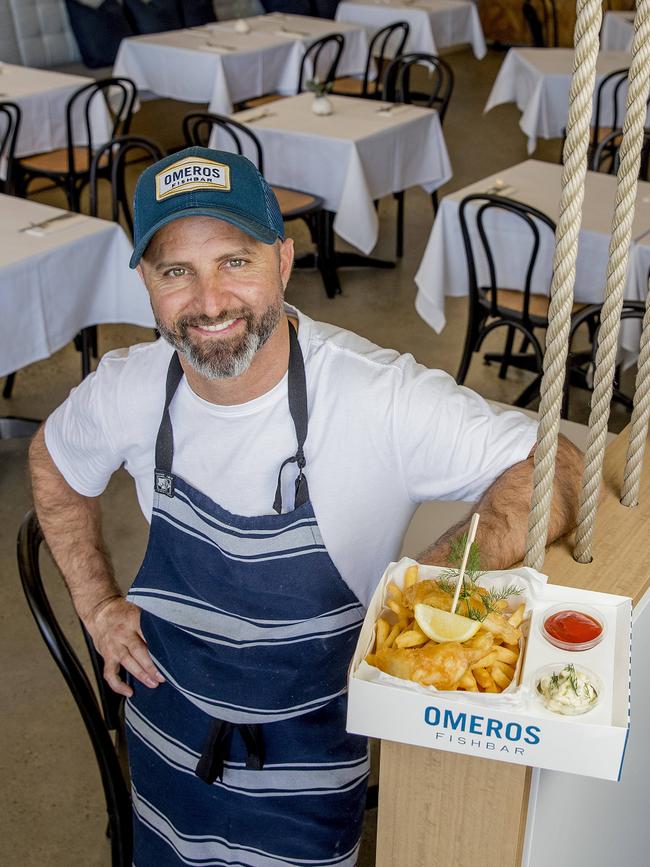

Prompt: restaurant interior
[{"left": 1, "top": 1, "right": 648, "bottom": 866}]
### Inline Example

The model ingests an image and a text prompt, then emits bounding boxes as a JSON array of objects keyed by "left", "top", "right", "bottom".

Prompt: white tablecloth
[
  {"left": 0, "top": 195, "right": 154, "bottom": 377},
  {"left": 212, "top": 92, "right": 451, "bottom": 254},
  {"left": 335, "top": 0, "right": 486, "bottom": 60},
  {"left": 601, "top": 11, "right": 634, "bottom": 52},
  {"left": 0, "top": 64, "right": 112, "bottom": 159},
  {"left": 414, "top": 159, "right": 650, "bottom": 359},
  {"left": 112, "top": 14, "right": 369, "bottom": 115},
  {"left": 485, "top": 49, "right": 633, "bottom": 153}
]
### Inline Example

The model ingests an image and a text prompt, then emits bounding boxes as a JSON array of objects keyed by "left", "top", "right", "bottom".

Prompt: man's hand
[
  {"left": 86, "top": 597, "right": 164, "bottom": 698},
  {"left": 419, "top": 434, "right": 584, "bottom": 569},
  {"left": 29, "top": 425, "right": 164, "bottom": 698}
]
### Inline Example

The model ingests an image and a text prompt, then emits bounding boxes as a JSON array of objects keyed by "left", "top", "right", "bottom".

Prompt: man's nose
[{"left": 196, "top": 271, "right": 237, "bottom": 316}]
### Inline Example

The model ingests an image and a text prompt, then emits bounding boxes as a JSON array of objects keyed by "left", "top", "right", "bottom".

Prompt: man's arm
[
  {"left": 418, "top": 434, "right": 583, "bottom": 568},
  {"left": 29, "top": 425, "right": 163, "bottom": 697}
]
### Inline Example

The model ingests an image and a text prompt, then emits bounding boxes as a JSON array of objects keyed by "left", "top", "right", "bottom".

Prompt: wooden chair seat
[
  {"left": 271, "top": 185, "right": 321, "bottom": 219},
  {"left": 332, "top": 76, "right": 365, "bottom": 96},
  {"left": 494, "top": 288, "right": 586, "bottom": 319},
  {"left": 19, "top": 147, "right": 110, "bottom": 175},
  {"left": 240, "top": 93, "right": 284, "bottom": 110}
]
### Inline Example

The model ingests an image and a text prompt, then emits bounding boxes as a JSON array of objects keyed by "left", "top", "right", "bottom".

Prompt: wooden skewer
[{"left": 451, "top": 512, "right": 480, "bottom": 615}]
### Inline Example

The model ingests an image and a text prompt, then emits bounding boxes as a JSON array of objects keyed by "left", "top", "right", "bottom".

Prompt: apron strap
[
  {"left": 273, "top": 321, "right": 310, "bottom": 514},
  {"left": 153, "top": 352, "right": 184, "bottom": 498},
  {"left": 195, "top": 719, "right": 265, "bottom": 784}
]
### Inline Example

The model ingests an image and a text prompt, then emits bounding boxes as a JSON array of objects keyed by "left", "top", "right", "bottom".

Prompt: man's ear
[{"left": 279, "top": 238, "right": 294, "bottom": 291}]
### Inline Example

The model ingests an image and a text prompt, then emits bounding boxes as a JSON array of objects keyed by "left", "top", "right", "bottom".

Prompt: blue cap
[{"left": 129, "top": 146, "right": 285, "bottom": 268}]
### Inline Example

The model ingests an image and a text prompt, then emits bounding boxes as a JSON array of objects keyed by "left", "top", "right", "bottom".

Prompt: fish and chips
[{"left": 365, "top": 564, "right": 528, "bottom": 694}]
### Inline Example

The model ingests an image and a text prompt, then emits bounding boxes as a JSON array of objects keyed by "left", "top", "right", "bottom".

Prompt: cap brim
[{"left": 129, "top": 206, "right": 280, "bottom": 268}]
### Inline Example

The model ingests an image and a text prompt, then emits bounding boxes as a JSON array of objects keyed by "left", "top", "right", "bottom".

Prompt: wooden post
[{"left": 376, "top": 425, "right": 650, "bottom": 867}]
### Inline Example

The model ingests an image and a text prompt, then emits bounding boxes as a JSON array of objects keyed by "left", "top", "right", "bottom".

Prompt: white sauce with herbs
[{"left": 537, "top": 664, "right": 598, "bottom": 715}]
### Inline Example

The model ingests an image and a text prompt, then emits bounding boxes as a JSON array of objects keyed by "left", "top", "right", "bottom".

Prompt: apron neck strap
[
  {"left": 153, "top": 319, "right": 310, "bottom": 511},
  {"left": 154, "top": 351, "right": 184, "bottom": 498},
  {"left": 273, "top": 320, "right": 310, "bottom": 514}
]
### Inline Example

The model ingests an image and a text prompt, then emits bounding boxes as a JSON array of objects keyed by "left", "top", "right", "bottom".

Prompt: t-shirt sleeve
[
  {"left": 394, "top": 361, "right": 538, "bottom": 503},
  {"left": 44, "top": 351, "right": 129, "bottom": 497}
]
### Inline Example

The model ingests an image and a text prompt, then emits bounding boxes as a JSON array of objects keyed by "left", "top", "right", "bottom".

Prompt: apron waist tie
[{"left": 195, "top": 719, "right": 266, "bottom": 784}]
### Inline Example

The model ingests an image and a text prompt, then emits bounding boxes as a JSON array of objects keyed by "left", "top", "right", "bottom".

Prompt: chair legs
[
  {"left": 316, "top": 211, "right": 342, "bottom": 299},
  {"left": 3, "top": 372, "right": 15, "bottom": 399},
  {"left": 394, "top": 191, "right": 404, "bottom": 259},
  {"left": 498, "top": 326, "right": 516, "bottom": 379},
  {"left": 431, "top": 190, "right": 439, "bottom": 214},
  {"left": 456, "top": 307, "right": 484, "bottom": 385}
]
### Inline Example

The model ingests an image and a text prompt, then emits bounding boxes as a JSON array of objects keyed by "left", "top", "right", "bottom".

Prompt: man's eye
[
  {"left": 227, "top": 258, "right": 245, "bottom": 268},
  {"left": 165, "top": 267, "right": 187, "bottom": 278}
]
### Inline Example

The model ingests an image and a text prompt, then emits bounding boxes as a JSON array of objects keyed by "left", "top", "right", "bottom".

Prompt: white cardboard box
[{"left": 347, "top": 559, "right": 632, "bottom": 781}]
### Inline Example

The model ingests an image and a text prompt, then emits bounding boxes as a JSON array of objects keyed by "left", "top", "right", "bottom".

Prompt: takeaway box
[{"left": 346, "top": 558, "right": 632, "bottom": 781}]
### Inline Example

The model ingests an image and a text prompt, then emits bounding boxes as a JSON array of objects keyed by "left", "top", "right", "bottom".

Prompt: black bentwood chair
[
  {"left": 14, "top": 77, "right": 137, "bottom": 212},
  {"left": 457, "top": 193, "right": 595, "bottom": 409},
  {"left": 559, "top": 68, "right": 630, "bottom": 171},
  {"left": 523, "top": 0, "right": 559, "bottom": 48},
  {"left": 333, "top": 22, "right": 410, "bottom": 99},
  {"left": 17, "top": 510, "right": 132, "bottom": 867},
  {"left": 563, "top": 299, "right": 648, "bottom": 418},
  {"left": 183, "top": 112, "right": 340, "bottom": 297},
  {"left": 0, "top": 100, "right": 21, "bottom": 195},
  {"left": 382, "top": 52, "right": 454, "bottom": 257},
  {"left": 241, "top": 33, "right": 346, "bottom": 110}
]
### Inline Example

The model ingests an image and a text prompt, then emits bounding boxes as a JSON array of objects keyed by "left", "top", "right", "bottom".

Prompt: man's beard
[{"left": 155, "top": 298, "right": 284, "bottom": 380}]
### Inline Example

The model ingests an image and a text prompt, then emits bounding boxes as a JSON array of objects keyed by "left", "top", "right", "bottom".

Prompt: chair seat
[
  {"left": 19, "top": 147, "right": 109, "bottom": 175},
  {"left": 492, "top": 288, "right": 586, "bottom": 319},
  {"left": 332, "top": 76, "right": 366, "bottom": 96},
  {"left": 272, "top": 185, "right": 322, "bottom": 220},
  {"left": 240, "top": 93, "right": 284, "bottom": 110}
]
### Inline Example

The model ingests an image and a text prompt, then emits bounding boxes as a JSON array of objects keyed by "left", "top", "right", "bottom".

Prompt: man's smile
[{"left": 190, "top": 318, "right": 244, "bottom": 336}]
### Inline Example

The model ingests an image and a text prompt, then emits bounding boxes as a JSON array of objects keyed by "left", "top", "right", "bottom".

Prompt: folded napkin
[
  {"left": 22, "top": 213, "right": 87, "bottom": 237},
  {"left": 199, "top": 43, "right": 235, "bottom": 53}
]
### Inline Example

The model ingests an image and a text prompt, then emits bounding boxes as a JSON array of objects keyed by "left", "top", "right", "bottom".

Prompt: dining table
[
  {"left": 335, "top": 0, "right": 486, "bottom": 59},
  {"left": 485, "top": 49, "right": 634, "bottom": 153},
  {"left": 0, "top": 63, "right": 112, "bottom": 165},
  {"left": 600, "top": 10, "right": 635, "bottom": 53},
  {"left": 112, "top": 13, "right": 370, "bottom": 115},
  {"left": 414, "top": 159, "right": 650, "bottom": 362},
  {"left": 212, "top": 92, "right": 451, "bottom": 257},
  {"left": 0, "top": 194, "right": 153, "bottom": 384}
]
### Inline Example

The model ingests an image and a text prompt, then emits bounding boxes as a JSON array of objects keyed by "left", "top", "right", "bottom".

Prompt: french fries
[{"left": 366, "top": 565, "right": 528, "bottom": 695}]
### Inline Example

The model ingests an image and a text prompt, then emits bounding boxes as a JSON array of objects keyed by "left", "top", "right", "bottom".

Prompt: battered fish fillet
[
  {"left": 374, "top": 641, "right": 469, "bottom": 689},
  {"left": 403, "top": 580, "right": 451, "bottom": 612}
]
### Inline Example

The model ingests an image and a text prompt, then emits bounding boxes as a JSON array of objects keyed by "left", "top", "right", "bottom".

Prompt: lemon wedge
[{"left": 414, "top": 604, "right": 481, "bottom": 643}]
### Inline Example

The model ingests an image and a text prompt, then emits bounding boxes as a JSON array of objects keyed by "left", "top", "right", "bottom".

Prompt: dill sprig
[{"left": 433, "top": 535, "right": 521, "bottom": 621}]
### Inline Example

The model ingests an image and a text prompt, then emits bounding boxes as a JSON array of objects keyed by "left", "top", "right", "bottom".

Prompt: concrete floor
[{"left": 0, "top": 47, "right": 636, "bottom": 866}]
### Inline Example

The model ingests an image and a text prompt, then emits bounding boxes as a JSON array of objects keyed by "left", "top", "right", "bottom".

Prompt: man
[{"left": 30, "top": 147, "right": 582, "bottom": 866}]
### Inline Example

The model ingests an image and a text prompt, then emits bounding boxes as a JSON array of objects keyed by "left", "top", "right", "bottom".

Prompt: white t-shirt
[{"left": 45, "top": 306, "right": 537, "bottom": 607}]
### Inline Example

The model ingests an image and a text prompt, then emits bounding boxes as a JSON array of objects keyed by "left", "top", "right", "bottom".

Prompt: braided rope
[
  {"left": 573, "top": 1, "right": 650, "bottom": 561},
  {"left": 524, "top": 0, "right": 603, "bottom": 571},
  {"left": 621, "top": 275, "right": 650, "bottom": 506}
]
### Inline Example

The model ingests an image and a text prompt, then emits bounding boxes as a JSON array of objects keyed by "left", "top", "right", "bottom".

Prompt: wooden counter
[{"left": 375, "top": 425, "right": 650, "bottom": 867}]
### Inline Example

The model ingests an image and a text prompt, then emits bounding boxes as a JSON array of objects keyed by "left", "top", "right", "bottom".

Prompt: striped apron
[{"left": 125, "top": 323, "right": 369, "bottom": 866}]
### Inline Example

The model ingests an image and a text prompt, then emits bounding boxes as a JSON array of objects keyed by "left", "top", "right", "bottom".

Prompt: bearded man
[{"left": 29, "top": 147, "right": 582, "bottom": 866}]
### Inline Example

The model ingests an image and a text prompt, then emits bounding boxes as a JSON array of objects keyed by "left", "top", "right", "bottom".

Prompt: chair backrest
[
  {"left": 458, "top": 193, "right": 557, "bottom": 325},
  {"left": 17, "top": 510, "right": 132, "bottom": 867},
  {"left": 183, "top": 112, "right": 265, "bottom": 173},
  {"left": 522, "top": 0, "right": 558, "bottom": 47},
  {"left": 0, "top": 101, "right": 21, "bottom": 195},
  {"left": 298, "top": 33, "right": 345, "bottom": 93},
  {"left": 364, "top": 22, "right": 410, "bottom": 98},
  {"left": 89, "top": 135, "right": 165, "bottom": 237},
  {"left": 591, "top": 67, "right": 629, "bottom": 151},
  {"left": 382, "top": 53, "right": 454, "bottom": 123},
  {"left": 66, "top": 77, "right": 137, "bottom": 177}
]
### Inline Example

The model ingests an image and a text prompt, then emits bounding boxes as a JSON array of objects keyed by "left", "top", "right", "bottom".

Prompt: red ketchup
[{"left": 544, "top": 610, "right": 602, "bottom": 645}]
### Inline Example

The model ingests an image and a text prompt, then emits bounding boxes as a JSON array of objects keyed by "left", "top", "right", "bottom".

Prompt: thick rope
[
  {"left": 524, "top": 0, "right": 603, "bottom": 571},
  {"left": 573, "top": 1, "right": 650, "bottom": 561},
  {"left": 621, "top": 276, "right": 650, "bottom": 506}
]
